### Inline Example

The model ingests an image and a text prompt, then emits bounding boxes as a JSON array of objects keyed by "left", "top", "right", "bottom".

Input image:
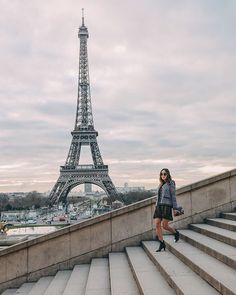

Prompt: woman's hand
[{"left": 173, "top": 209, "right": 177, "bottom": 216}]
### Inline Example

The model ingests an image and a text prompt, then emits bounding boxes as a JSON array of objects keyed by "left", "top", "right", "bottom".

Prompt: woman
[{"left": 153, "top": 168, "right": 179, "bottom": 252}]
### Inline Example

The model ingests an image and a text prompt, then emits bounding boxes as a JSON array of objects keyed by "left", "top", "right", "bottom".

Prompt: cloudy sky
[{"left": 0, "top": 0, "right": 236, "bottom": 193}]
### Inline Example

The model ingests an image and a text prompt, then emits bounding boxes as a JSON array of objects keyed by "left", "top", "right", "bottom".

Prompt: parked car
[
  {"left": 27, "top": 219, "right": 37, "bottom": 224},
  {"left": 70, "top": 215, "right": 77, "bottom": 220}
]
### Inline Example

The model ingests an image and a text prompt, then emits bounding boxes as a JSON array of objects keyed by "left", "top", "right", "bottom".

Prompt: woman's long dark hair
[{"left": 159, "top": 168, "right": 172, "bottom": 185}]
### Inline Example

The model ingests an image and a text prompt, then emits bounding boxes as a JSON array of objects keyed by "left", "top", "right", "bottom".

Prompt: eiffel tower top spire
[
  {"left": 82, "top": 8, "right": 85, "bottom": 26},
  {"left": 75, "top": 8, "right": 93, "bottom": 131},
  {"left": 80, "top": 8, "right": 87, "bottom": 33}
]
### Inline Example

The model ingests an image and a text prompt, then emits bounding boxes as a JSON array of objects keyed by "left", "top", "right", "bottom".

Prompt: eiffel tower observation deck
[{"left": 49, "top": 10, "right": 119, "bottom": 205}]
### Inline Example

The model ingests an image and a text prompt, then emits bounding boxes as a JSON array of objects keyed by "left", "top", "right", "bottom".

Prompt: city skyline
[{"left": 0, "top": 1, "right": 236, "bottom": 193}]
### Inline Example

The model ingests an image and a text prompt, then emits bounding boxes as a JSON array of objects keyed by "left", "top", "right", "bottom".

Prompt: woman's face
[{"left": 160, "top": 170, "right": 167, "bottom": 182}]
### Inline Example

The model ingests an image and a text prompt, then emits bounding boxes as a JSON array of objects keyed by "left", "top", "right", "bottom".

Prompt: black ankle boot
[
  {"left": 156, "top": 240, "right": 166, "bottom": 252},
  {"left": 174, "top": 230, "right": 180, "bottom": 242}
]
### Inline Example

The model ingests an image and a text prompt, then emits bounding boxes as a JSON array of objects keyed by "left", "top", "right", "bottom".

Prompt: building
[
  {"left": 84, "top": 183, "right": 92, "bottom": 194},
  {"left": 116, "top": 183, "right": 145, "bottom": 194},
  {"left": 1, "top": 210, "right": 38, "bottom": 222}
]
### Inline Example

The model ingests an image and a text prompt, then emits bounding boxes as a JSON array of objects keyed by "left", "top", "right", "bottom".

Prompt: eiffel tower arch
[{"left": 49, "top": 11, "right": 120, "bottom": 205}]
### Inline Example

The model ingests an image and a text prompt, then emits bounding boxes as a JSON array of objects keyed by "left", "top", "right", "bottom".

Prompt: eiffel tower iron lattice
[{"left": 49, "top": 12, "right": 119, "bottom": 205}]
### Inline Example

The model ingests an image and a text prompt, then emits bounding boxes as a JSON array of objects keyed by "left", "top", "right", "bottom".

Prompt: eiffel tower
[{"left": 49, "top": 11, "right": 119, "bottom": 205}]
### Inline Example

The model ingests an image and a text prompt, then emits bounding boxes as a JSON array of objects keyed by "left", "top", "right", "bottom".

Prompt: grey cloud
[{"left": 0, "top": 0, "right": 235, "bottom": 192}]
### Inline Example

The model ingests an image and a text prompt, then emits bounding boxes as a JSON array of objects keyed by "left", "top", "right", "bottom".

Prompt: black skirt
[{"left": 153, "top": 204, "right": 173, "bottom": 221}]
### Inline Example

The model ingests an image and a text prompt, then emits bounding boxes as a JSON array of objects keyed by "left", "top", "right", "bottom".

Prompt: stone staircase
[{"left": 2, "top": 212, "right": 236, "bottom": 295}]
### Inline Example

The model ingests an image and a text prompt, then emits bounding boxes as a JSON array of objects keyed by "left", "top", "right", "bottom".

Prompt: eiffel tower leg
[
  {"left": 102, "top": 177, "right": 119, "bottom": 202},
  {"left": 59, "top": 187, "right": 71, "bottom": 204},
  {"left": 49, "top": 180, "right": 68, "bottom": 205},
  {"left": 74, "top": 143, "right": 82, "bottom": 165},
  {"left": 90, "top": 142, "right": 104, "bottom": 166},
  {"left": 65, "top": 141, "right": 82, "bottom": 167},
  {"left": 49, "top": 181, "right": 60, "bottom": 204}
]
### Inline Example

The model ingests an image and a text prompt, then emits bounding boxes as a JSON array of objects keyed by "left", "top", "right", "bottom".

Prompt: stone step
[
  {"left": 189, "top": 223, "right": 236, "bottom": 247},
  {"left": 28, "top": 276, "right": 54, "bottom": 295},
  {"left": 14, "top": 283, "right": 35, "bottom": 294},
  {"left": 221, "top": 212, "right": 236, "bottom": 221},
  {"left": 109, "top": 252, "right": 140, "bottom": 295},
  {"left": 179, "top": 229, "right": 236, "bottom": 269},
  {"left": 1, "top": 289, "right": 18, "bottom": 295},
  {"left": 44, "top": 270, "right": 72, "bottom": 295},
  {"left": 126, "top": 246, "right": 175, "bottom": 295},
  {"left": 165, "top": 236, "right": 236, "bottom": 295},
  {"left": 63, "top": 264, "right": 90, "bottom": 295},
  {"left": 142, "top": 240, "right": 220, "bottom": 295},
  {"left": 206, "top": 218, "right": 236, "bottom": 232},
  {"left": 84, "top": 258, "right": 110, "bottom": 295}
]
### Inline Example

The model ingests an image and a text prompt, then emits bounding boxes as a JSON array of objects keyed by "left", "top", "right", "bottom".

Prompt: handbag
[{"left": 173, "top": 206, "right": 184, "bottom": 216}]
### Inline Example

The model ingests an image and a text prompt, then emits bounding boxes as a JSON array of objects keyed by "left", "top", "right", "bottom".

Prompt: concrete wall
[
  {"left": 0, "top": 169, "right": 236, "bottom": 292},
  {"left": 171, "top": 169, "right": 236, "bottom": 229}
]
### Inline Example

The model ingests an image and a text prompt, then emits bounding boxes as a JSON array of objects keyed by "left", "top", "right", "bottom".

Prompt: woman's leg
[
  {"left": 162, "top": 219, "right": 176, "bottom": 234},
  {"left": 155, "top": 218, "right": 163, "bottom": 241},
  {"left": 162, "top": 219, "right": 180, "bottom": 242},
  {"left": 155, "top": 218, "right": 166, "bottom": 252}
]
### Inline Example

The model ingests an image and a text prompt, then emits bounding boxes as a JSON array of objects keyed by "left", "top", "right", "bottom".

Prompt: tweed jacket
[{"left": 157, "top": 180, "right": 177, "bottom": 209}]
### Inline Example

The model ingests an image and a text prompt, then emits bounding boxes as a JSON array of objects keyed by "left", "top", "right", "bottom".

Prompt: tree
[
  {"left": 5, "top": 204, "right": 12, "bottom": 211},
  {"left": 121, "top": 190, "right": 156, "bottom": 205},
  {"left": 0, "top": 194, "right": 9, "bottom": 213},
  {"left": 6, "top": 191, "right": 47, "bottom": 210}
]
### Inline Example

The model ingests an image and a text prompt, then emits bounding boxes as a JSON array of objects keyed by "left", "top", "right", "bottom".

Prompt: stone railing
[
  {"left": 171, "top": 168, "right": 236, "bottom": 229},
  {"left": 0, "top": 168, "right": 235, "bottom": 292}
]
